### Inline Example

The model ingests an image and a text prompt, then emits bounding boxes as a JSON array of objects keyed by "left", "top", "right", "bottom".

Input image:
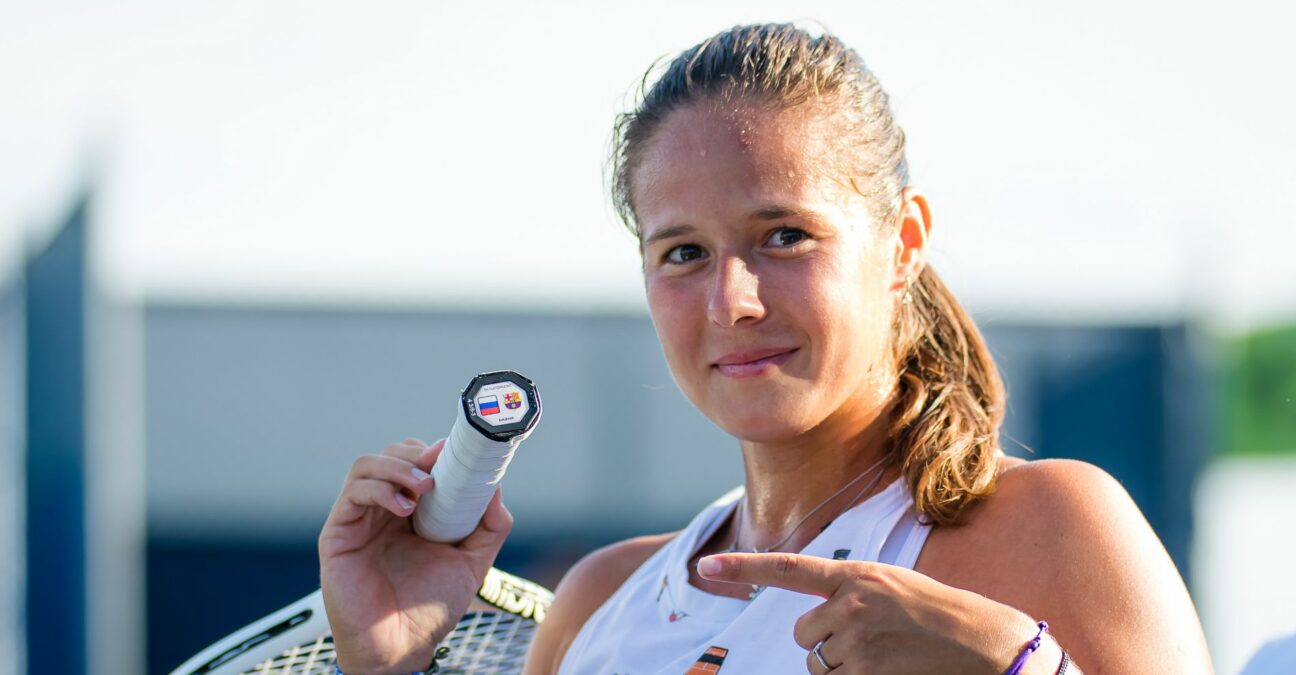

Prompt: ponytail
[{"left": 889, "top": 267, "right": 1005, "bottom": 525}]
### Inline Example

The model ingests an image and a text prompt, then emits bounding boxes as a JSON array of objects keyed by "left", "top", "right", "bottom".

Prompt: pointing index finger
[{"left": 697, "top": 552, "right": 844, "bottom": 598}]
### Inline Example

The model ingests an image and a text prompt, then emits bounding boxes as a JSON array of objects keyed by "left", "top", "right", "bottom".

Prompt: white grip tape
[{"left": 414, "top": 402, "right": 529, "bottom": 543}]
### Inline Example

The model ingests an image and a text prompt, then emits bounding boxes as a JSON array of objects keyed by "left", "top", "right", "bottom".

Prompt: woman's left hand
[{"left": 697, "top": 552, "right": 1058, "bottom": 675}]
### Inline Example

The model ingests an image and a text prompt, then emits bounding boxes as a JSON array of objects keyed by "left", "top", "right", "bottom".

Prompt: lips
[{"left": 713, "top": 347, "right": 798, "bottom": 377}]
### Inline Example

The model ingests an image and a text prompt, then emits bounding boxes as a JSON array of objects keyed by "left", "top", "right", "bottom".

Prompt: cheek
[
  {"left": 807, "top": 254, "right": 894, "bottom": 373},
  {"left": 645, "top": 277, "right": 703, "bottom": 375}
]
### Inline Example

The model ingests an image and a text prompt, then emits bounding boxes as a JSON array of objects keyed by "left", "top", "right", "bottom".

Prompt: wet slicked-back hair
[
  {"left": 612, "top": 23, "right": 1006, "bottom": 526},
  {"left": 611, "top": 23, "right": 908, "bottom": 232}
]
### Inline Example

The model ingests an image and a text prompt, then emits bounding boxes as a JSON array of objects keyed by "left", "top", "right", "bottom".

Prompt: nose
[{"left": 707, "top": 255, "right": 765, "bottom": 327}]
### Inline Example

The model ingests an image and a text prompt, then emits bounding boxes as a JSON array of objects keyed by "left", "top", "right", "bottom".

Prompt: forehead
[{"left": 631, "top": 102, "right": 862, "bottom": 235}]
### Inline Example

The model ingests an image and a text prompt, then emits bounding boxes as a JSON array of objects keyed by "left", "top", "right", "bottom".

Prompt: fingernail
[
  {"left": 697, "top": 556, "right": 721, "bottom": 577},
  {"left": 395, "top": 493, "right": 415, "bottom": 511},
  {"left": 410, "top": 468, "right": 431, "bottom": 482}
]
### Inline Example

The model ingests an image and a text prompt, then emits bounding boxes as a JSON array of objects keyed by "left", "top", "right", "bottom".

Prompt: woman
[{"left": 319, "top": 24, "right": 1213, "bottom": 674}]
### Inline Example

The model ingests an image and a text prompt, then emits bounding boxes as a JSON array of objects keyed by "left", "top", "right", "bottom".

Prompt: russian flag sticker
[{"left": 477, "top": 395, "right": 501, "bottom": 416}]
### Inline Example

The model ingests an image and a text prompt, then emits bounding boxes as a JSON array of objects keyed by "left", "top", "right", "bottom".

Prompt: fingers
[
  {"left": 327, "top": 438, "right": 511, "bottom": 560},
  {"left": 805, "top": 635, "right": 840, "bottom": 674},
  {"left": 383, "top": 438, "right": 446, "bottom": 472},
  {"left": 791, "top": 566, "right": 884, "bottom": 650},
  {"left": 345, "top": 477, "right": 423, "bottom": 517},
  {"left": 328, "top": 449, "right": 439, "bottom": 523},
  {"left": 349, "top": 454, "right": 435, "bottom": 496},
  {"left": 794, "top": 600, "right": 841, "bottom": 650},
  {"left": 697, "top": 552, "right": 844, "bottom": 598},
  {"left": 799, "top": 601, "right": 851, "bottom": 672},
  {"left": 385, "top": 438, "right": 428, "bottom": 460}
]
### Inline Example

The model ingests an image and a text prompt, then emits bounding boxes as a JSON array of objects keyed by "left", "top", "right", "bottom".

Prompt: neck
[{"left": 734, "top": 398, "right": 898, "bottom": 552}]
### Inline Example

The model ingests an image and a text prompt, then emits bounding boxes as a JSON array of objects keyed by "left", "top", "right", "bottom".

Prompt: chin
[
  {"left": 709, "top": 401, "right": 816, "bottom": 443},
  {"left": 686, "top": 374, "right": 816, "bottom": 442}
]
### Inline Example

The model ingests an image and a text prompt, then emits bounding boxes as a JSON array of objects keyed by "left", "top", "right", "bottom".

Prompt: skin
[
  {"left": 319, "top": 439, "right": 514, "bottom": 674},
  {"left": 525, "top": 101, "right": 1214, "bottom": 674},
  {"left": 321, "top": 100, "right": 1214, "bottom": 673}
]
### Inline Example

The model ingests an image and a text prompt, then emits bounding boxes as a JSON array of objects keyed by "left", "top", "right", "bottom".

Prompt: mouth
[{"left": 712, "top": 347, "right": 798, "bottom": 378}]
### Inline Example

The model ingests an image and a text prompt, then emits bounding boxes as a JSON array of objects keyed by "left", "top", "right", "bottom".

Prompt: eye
[
  {"left": 664, "top": 243, "right": 707, "bottom": 265},
  {"left": 764, "top": 226, "right": 809, "bottom": 248}
]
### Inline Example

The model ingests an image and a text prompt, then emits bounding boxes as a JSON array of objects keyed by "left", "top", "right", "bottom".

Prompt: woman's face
[{"left": 634, "top": 102, "right": 915, "bottom": 443}]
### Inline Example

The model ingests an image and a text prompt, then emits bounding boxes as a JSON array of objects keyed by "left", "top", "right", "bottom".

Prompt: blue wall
[
  {"left": 986, "top": 324, "right": 1209, "bottom": 582},
  {"left": 24, "top": 200, "right": 88, "bottom": 675}
]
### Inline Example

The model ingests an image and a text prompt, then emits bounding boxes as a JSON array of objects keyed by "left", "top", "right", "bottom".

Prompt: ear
[{"left": 889, "top": 187, "right": 932, "bottom": 292}]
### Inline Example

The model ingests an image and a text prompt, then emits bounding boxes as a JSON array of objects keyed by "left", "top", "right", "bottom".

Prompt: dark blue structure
[
  {"left": 986, "top": 324, "right": 1210, "bottom": 582},
  {"left": 24, "top": 198, "right": 89, "bottom": 675}
]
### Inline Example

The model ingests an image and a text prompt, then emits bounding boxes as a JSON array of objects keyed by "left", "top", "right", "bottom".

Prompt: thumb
[{"left": 458, "top": 487, "right": 512, "bottom": 557}]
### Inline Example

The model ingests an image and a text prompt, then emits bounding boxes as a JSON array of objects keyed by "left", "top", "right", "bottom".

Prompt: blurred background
[{"left": 2, "top": 1, "right": 1294, "bottom": 673}]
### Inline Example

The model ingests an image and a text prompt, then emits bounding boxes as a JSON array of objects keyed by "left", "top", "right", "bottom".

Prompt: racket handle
[{"left": 413, "top": 371, "right": 540, "bottom": 543}]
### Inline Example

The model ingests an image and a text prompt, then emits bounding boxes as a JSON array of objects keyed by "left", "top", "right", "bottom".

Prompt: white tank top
[{"left": 558, "top": 477, "right": 932, "bottom": 674}]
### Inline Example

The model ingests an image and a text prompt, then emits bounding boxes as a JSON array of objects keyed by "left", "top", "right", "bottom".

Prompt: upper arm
[
  {"left": 522, "top": 533, "right": 673, "bottom": 675},
  {"left": 919, "top": 459, "right": 1212, "bottom": 674}
]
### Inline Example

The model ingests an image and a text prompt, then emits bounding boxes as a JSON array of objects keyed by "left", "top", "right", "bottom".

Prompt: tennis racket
[
  {"left": 172, "top": 371, "right": 547, "bottom": 674},
  {"left": 170, "top": 566, "right": 553, "bottom": 674}
]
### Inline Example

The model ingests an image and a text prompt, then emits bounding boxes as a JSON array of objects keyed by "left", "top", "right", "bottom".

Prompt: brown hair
[{"left": 610, "top": 23, "right": 1006, "bottom": 525}]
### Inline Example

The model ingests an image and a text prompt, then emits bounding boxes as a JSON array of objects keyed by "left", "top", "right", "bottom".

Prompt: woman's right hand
[{"left": 319, "top": 438, "right": 514, "bottom": 675}]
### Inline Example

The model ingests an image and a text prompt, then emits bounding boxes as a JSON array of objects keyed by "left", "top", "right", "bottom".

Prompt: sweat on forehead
[{"left": 628, "top": 100, "right": 870, "bottom": 231}]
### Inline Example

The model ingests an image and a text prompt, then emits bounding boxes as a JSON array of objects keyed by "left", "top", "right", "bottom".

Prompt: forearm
[{"left": 964, "top": 594, "right": 1080, "bottom": 675}]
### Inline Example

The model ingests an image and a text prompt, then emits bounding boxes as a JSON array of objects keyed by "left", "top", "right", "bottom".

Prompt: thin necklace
[
  {"left": 725, "top": 455, "right": 890, "bottom": 599},
  {"left": 727, "top": 454, "right": 890, "bottom": 555}
]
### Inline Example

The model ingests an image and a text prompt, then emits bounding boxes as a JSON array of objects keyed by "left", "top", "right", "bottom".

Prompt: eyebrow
[
  {"left": 641, "top": 206, "right": 810, "bottom": 246},
  {"left": 642, "top": 224, "right": 696, "bottom": 246},
  {"left": 751, "top": 206, "right": 804, "bottom": 221}
]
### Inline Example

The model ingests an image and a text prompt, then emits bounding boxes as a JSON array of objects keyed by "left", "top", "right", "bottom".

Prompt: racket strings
[
  {"left": 239, "top": 612, "right": 538, "bottom": 674},
  {"left": 442, "top": 611, "right": 531, "bottom": 673},
  {"left": 244, "top": 635, "right": 334, "bottom": 674}
]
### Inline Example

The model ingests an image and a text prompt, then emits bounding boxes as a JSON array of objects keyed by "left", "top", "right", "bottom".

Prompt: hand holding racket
[
  {"left": 319, "top": 437, "right": 514, "bottom": 673},
  {"left": 319, "top": 371, "right": 542, "bottom": 674},
  {"left": 173, "top": 371, "right": 546, "bottom": 675}
]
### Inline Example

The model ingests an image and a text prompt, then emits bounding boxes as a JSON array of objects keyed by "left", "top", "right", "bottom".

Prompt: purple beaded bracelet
[{"left": 1004, "top": 620, "right": 1049, "bottom": 675}]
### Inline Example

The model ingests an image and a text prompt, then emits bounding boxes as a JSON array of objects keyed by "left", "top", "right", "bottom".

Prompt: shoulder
[
  {"left": 524, "top": 532, "right": 674, "bottom": 675},
  {"left": 985, "top": 456, "right": 1133, "bottom": 525},
  {"left": 555, "top": 532, "right": 676, "bottom": 611},
  {"left": 921, "top": 457, "right": 1160, "bottom": 587},
  {"left": 918, "top": 457, "right": 1211, "bottom": 673},
  {"left": 996, "top": 455, "right": 1122, "bottom": 497},
  {"left": 979, "top": 457, "right": 1174, "bottom": 571}
]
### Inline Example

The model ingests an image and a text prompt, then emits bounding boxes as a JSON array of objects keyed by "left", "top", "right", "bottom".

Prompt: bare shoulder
[
  {"left": 922, "top": 457, "right": 1173, "bottom": 593},
  {"left": 523, "top": 532, "right": 674, "bottom": 675},
  {"left": 553, "top": 532, "right": 675, "bottom": 613},
  {"left": 996, "top": 455, "right": 1126, "bottom": 503},
  {"left": 918, "top": 457, "right": 1212, "bottom": 673},
  {"left": 977, "top": 456, "right": 1134, "bottom": 531}
]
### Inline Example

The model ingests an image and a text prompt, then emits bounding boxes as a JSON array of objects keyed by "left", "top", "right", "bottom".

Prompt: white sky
[{"left": 1, "top": 0, "right": 1294, "bottom": 330}]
